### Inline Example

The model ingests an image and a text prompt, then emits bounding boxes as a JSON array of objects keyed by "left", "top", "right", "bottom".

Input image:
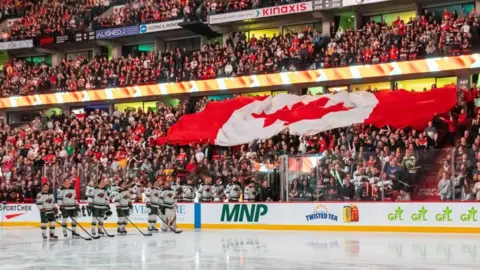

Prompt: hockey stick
[
  {"left": 0, "top": 201, "right": 6, "bottom": 227},
  {"left": 124, "top": 216, "right": 152, "bottom": 236},
  {"left": 95, "top": 217, "right": 115, "bottom": 237},
  {"left": 71, "top": 217, "right": 100, "bottom": 240},
  {"left": 54, "top": 221, "right": 92, "bottom": 241},
  {"left": 157, "top": 214, "right": 183, "bottom": 234}
]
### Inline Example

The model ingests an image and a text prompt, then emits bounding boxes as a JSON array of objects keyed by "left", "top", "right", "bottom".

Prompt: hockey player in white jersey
[
  {"left": 225, "top": 178, "right": 242, "bottom": 202},
  {"left": 87, "top": 179, "right": 110, "bottom": 236},
  {"left": 114, "top": 181, "right": 132, "bottom": 235},
  {"left": 160, "top": 181, "right": 177, "bottom": 232},
  {"left": 212, "top": 178, "right": 225, "bottom": 202},
  {"left": 243, "top": 181, "right": 258, "bottom": 202},
  {"left": 57, "top": 178, "right": 81, "bottom": 239},
  {"left": 145, "top": 181, "right": 162, "bottom": 232},
  {"left": 181, "top": 179, "right": 196, "bottom": 202},
  {"left": 36, "top": 183, "right": 58, "bottom": 240},
  {"left": 198, "top": 176, "right": 213, "bottom": 202}
]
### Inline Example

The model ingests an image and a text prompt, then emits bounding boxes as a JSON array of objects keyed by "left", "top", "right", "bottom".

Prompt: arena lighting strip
[{"left": 1, "top": 54, "right": 480, "bottom": 109}]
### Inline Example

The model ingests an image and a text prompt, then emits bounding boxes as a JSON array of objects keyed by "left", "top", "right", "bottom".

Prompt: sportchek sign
[{"left": 208, "top": 1, "right": 312, "bottom": 24}]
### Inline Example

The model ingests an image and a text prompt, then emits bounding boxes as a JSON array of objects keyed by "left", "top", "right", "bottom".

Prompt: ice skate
[
  {"left": 50, "top": 232, "right": 58, "bottom": 240},
  {"left": 72, "top": 232, "right": 80, "bottom": 239}
]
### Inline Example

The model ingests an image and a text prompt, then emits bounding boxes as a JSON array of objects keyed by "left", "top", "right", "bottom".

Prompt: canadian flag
[{"left": 162, "top": 87, "right": 456, "bottom": 146}]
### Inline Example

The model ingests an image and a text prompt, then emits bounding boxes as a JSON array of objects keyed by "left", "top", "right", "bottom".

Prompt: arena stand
[
  {"left": 0, "top": 85, "right": 475, "bottom": 204},
  {"left": 1, "top": 0, "right": 112, "bottom": 42},
  {"left": 0, "top": 6, "right": 477, "bottom": 96}
]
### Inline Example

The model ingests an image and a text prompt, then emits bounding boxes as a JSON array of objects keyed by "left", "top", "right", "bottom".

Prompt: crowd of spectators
[
  {"left": 0, "top": 0, "right": 111, "bottom": 42},
  {"left": 446, "top": 83, "right": 480, "bottom": 201},
  {"left": 0, "top": 7, "right": 478, "bottom": 97},
  {"left": 0, "top": 0, "right": 35, "bottom": 22},
  {"left": 2, "top": 85, "right": 477, "bottom": 204},
  {"left": 92, "top": 0, "right": 198, "bottom": 30}
]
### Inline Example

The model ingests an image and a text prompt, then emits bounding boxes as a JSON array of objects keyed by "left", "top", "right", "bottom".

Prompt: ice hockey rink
[{"left": 1, "top": 228, "right": 480, "bottom": 270}]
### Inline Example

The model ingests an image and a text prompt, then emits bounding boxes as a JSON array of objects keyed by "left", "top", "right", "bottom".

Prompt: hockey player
[
  {"left": 145, "top": 181, "right": 162, "bottom": 232},
  {"left": 212, "top": 178, "right": 225, "bottom": 202},
  {"left": 115, "top": 181, "right": 132, "bottom": 235},
  {"left": 87, "top": 179, "right": 110, "bottom": 236},
  {"left": 181, "top": 178, "right": 196, "bottom": 202},
  {"left": 243, "top": 181, "right": 258, "bottom": 202},
  {"left": 36, "top": 183, "right": 57, "bottom": 240},
  {"left": 160, "top": 181, "right": 177, "bottom": 232},
  {"left": 198, "top": 176, "right": 213, "bottom": 202},
  {"left": 226, "top": 178, "right": 242, "bottom": 202},
  {"left": 57, "top": 178, "right": 81, "bottom": 239}
]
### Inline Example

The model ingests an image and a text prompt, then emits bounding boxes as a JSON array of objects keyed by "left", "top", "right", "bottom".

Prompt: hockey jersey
[
  {"left": 182, "top": 184, "right": 195, "bottom": 202},
  {"left": 88, "top": 187, "right": 110, "bottom": 209},
  {"left": 58, "top": 186, "right": 78, "bottom": 210},
  {"left": 198, "top": 183, "right": 213, "bottom": 202},
  {"left": 114, "top": 188, "right": 131, "bottom": 210},
  {"left": 212, "top": 184, "right": 225, "bottom": 202},
  {"left": 226, "top": 182, "right": 242, "bottom": 201},
  {"left": 145, "top": 187, "right": 162, "bottom": 208},
  {"left": 36, "top": 192, "right": 55, "bottom": 213},
  {"left": 161, "top": 188, "right": 177, "bottom": 209},
  {"left": 244, "top": 186, "right": 257, "bottom": 202}
]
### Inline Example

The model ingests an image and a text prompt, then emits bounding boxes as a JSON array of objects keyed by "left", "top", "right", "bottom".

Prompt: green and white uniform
[
  {"left": 114, "top": 188, "right": 131, "bottom": 232},
  {"left": 87, "top": 187, "right": 110, "bottom": 235},
  {"left": 145, "top": 187, "right": 162, "bottom": 231},
  {"left": 160, "top": 188, "right": 177, "bottom": 231},
  {"left": 36, "top": 192, "right": 56, "bottom": 237},
  {"left": 57, "top": 186, "right": 79, "bottom": 235}
]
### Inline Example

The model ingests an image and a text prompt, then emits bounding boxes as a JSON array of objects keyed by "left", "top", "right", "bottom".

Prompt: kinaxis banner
[
  {"left": 208, "top": 1, "right": 312, "bottom": 24},
  {"left": 96, "top": 26, "right": 139, "bottom": 39}
]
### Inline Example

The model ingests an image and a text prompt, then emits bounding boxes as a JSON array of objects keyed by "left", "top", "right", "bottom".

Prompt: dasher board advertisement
[
  {"left": 1, "top": 203, "right": 194, "bottom": 226},
  {"left": 200, "top": 203, "right": 480, "bottom": 231}
]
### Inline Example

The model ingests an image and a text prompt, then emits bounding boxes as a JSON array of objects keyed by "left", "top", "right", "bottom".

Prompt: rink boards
[{"left": 2, "top": 202, "right": 480, "bottom": 233}]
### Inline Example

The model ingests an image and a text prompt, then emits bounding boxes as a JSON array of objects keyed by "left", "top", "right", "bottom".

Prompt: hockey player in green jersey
[
  {"left": 36, "top": 183, "right": 58, "bottom": 240},
  {"left": 57, "top": 178, "right": 81, "bottom": 239},
  {"left": 87, "top": 179, "right": 110, "bottom": 236},
  {"left": 115, "top": 181, "right": 132, "bottom": 235}
]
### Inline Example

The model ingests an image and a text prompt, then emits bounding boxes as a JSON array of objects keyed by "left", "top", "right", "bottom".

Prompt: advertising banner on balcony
[
  {"left": 342, "top": 0, "right": 389, "bottom": 7},
  {"left": 139, "top": 19, "right": 183, "bottom": 34},
  {"left": 0, "top": 39, "right": 33, "bottom": 51},
  {"left": 96, "top": 25, "right": 139, "bottom": 39},
  {"left": 208, "top": 1, "right": 313, "bottom": 24}
]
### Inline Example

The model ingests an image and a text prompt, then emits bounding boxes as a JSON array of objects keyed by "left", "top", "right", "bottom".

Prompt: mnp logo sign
[
  {"left": 140, "top": 25, "right": 147, "bottom": 33},
  {"left": 221, "top": 204, "right": 268, "bottom": 222}
]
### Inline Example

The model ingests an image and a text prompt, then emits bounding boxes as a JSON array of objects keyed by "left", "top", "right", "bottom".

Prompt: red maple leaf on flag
[{"left": 251, "top": 97, "right": 353, "bottom": 127}]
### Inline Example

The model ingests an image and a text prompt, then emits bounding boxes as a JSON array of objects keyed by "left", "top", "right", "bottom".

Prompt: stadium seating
[{"left": 0, "top": 7, "right": 476, "bottom": 96}]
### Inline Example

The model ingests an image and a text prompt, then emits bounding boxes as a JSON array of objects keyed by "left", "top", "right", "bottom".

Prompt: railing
[{"left": 279, "top": 148, "right": 468, "bottom": 202}]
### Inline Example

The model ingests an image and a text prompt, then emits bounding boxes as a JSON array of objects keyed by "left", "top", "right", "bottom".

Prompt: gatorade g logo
[
  {"left": 65, "top": 193, "right": 73, "bottom": 198},
  {"left": 221, "top": 204, "right": 268, "bottom": 222}
]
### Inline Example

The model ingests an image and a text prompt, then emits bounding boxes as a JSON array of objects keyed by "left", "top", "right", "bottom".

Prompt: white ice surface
[{"left": 0, "top": 228, "right": 480, "bottom": 270}]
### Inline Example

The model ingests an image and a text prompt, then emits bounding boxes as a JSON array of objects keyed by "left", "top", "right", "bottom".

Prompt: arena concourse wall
[{"left": 1, "top": 203, "right": 479, "bottom": 233}]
